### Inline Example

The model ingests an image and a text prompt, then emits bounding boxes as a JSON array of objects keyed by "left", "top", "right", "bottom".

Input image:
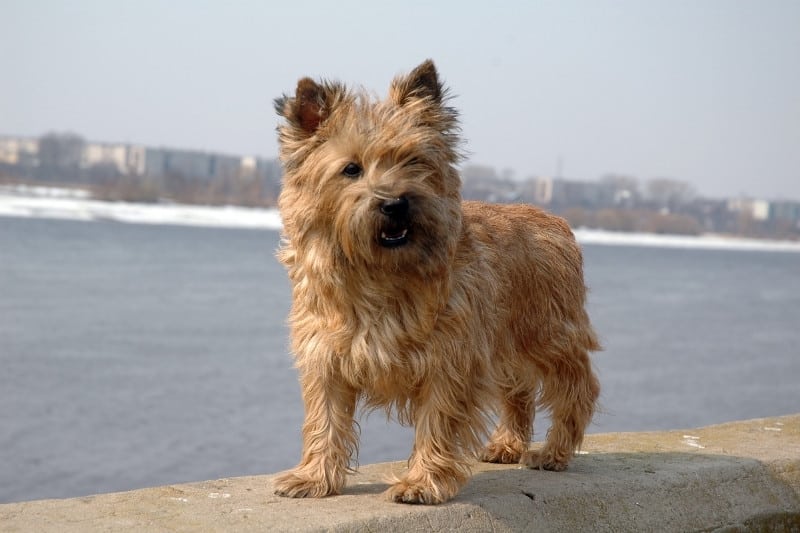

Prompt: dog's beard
[{"left": 332, "top": 192, "right": 459, "bottom": 277}]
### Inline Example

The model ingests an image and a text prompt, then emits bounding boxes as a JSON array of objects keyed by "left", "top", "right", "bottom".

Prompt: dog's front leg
[
  {"left": 385, "top": 388, "right": 473, "bottom": 505},
  {"left": 273, "top": 369, "right": 358, "bottom": 498}
]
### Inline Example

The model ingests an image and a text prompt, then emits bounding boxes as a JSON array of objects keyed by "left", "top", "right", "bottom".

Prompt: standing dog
[{"left": 273, "top": 60, "right": 600, "bottom": 504}]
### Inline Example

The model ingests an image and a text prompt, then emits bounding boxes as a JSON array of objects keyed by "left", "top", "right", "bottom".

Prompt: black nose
[{"left": 380, "top": 196, "right": 409, "bottom": 218}]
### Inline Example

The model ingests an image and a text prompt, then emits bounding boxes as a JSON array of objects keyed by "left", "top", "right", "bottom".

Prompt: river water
[{"left": 1, "top": 217, "right": 798, "bottom": 502}]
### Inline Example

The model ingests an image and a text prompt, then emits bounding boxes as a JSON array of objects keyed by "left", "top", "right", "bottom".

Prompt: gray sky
[{"left": 2, "top": 0, "right": 799, "bottom": 200}]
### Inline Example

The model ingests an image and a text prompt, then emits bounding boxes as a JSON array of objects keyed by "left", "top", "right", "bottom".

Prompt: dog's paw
[
  {"left": 384, "top": 480, "right": 448, "bottom": 505},
  {"left": 480, "top": 442, "right": 524, "bottom": 464},
  {"left": 273, "top": 470, "right": 338, "bottom": 499},
  {"left": 521, "top": 449, "right": 569, "bottom": 471}
]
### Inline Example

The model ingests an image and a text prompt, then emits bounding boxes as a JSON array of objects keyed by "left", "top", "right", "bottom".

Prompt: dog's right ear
[{"left": 274, "top": 78, "right": 338, "bottom": 136}]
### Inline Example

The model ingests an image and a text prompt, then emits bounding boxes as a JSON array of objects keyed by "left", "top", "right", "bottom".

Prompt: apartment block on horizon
[{"left": 0, "top": 134, "right": 280, "bottom": 185}]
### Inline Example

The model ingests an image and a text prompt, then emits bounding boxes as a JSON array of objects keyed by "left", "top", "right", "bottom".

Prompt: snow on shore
[
  {"left": 2, "top": 186, "right": 799, "bottom": 253},
  {"left": 0, "top": 186, "right": 282, "bottom": 230},
  {"left": 572, "top": 228, "right": 800, "bottom": 253}
]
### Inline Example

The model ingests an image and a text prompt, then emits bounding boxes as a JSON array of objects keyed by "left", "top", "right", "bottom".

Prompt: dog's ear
[
  {"left": 390, "top": 60, "right": 459, "bottom": 137},
  {"left": 275, "top": 78, "right": 339, "bottom": 135},
  {"left": 390, "top": 59, "right": 443, "bottom": 106}
]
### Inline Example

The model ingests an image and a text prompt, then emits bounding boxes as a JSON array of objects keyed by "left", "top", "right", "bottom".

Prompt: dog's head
[{"left": 275, "top": 60, "right": 464, "bottom": 276}]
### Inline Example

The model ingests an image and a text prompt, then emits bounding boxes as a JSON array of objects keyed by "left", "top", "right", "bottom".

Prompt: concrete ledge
[{"left": 2, "top": 415, "right": 799, "bottom": 532}]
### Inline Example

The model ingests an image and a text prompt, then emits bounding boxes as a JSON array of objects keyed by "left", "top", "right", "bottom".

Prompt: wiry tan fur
[{"left": 272, "top": 60, "right": 601, "bottom": 505}]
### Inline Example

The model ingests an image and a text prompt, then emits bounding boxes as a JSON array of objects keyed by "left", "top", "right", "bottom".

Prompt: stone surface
[{"left": 2, "top": 415, "right": 799, "bottom": 532}]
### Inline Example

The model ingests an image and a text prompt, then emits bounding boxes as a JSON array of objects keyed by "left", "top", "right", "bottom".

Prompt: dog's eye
[
  {"left": 404, "top": 157, "right": 420, "bottom": 167},
  {"left": 341, "top": 162, "right": 363, "bottom": 178}
]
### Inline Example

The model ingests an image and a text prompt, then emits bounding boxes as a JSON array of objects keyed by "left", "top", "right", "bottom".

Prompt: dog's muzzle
[{"left": 378, "top": 196, "right": 410, "bottom": 248}]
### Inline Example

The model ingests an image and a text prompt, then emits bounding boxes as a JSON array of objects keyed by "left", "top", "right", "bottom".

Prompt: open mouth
[{"left": 379, "top": 227, "right": 409, "bottom": 248}]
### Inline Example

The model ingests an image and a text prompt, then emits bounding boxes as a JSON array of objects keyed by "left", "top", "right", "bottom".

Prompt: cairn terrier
[{"left": 272, "top": 60, "right": 600, "bottom": 505}]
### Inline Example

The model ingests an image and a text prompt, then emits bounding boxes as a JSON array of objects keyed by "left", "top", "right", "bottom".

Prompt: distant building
[
  {"left": 548, "top": 178, "right": 612, "bottom": 209},
  {"left": 727, "top": 198, "right": 770, "bottom": 221},
  {"left": 769, "top": 200, "right": 800, "bottom": 229},
  {"left": 528, "top": 177, "right": 554, "bottom": 205},
  {"left": 240, "top": 156, "right": 258, "bottom": 179},
  {"left": 0, "top": 136, "right": 39, "bottom": 166},
  {"left": 0, "top": 134, "right": 283, "bottom": 195},
  {"left": 142, "top": 148, "right": 251, "bottom": 181},
  {"left": 82, "top": 143, "right": 146, "bottom": 176}
]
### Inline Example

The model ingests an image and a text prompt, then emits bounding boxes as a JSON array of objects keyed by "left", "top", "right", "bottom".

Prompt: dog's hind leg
[
  {"left": 521, "top": 348, "right": 599, "bottom": 471},
  {"left": 481, "top": 386, "right": 534, "bottom": 464}
]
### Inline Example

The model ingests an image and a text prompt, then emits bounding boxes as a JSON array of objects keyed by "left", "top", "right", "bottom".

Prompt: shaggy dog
[{"left": 272, "top": 60, "right": 600, "bottom": 504}]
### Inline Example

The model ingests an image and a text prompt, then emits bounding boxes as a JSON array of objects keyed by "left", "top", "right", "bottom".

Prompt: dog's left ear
[{"left": 390, "top": 59, "right": 444, "bottom": 106}]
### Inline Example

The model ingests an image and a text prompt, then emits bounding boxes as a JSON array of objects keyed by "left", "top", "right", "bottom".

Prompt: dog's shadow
[
  {"left": 344, "top": 479, "right": 392, "bottom": 496},
  {"left": 342, "top": 451, "right": 781, "bottom": 506}
]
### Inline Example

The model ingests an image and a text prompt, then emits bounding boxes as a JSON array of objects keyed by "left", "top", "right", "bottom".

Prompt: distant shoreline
[{"left": 2, "top": 185, "right": 799, "bottom": 253}]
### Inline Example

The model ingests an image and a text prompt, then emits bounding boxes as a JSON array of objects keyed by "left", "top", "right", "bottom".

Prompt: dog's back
[{"left": 462, "top": 200, "right": 600, "bottom": 353}]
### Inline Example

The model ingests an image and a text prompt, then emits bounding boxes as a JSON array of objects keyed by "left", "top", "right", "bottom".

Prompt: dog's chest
[{"left": 336, "top": 299, "right": 435, "bottom": 387}]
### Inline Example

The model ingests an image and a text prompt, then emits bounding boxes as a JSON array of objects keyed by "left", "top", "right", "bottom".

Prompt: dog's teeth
[{"left": 381, "top": 229, "right": 408, "bottom": 241}]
